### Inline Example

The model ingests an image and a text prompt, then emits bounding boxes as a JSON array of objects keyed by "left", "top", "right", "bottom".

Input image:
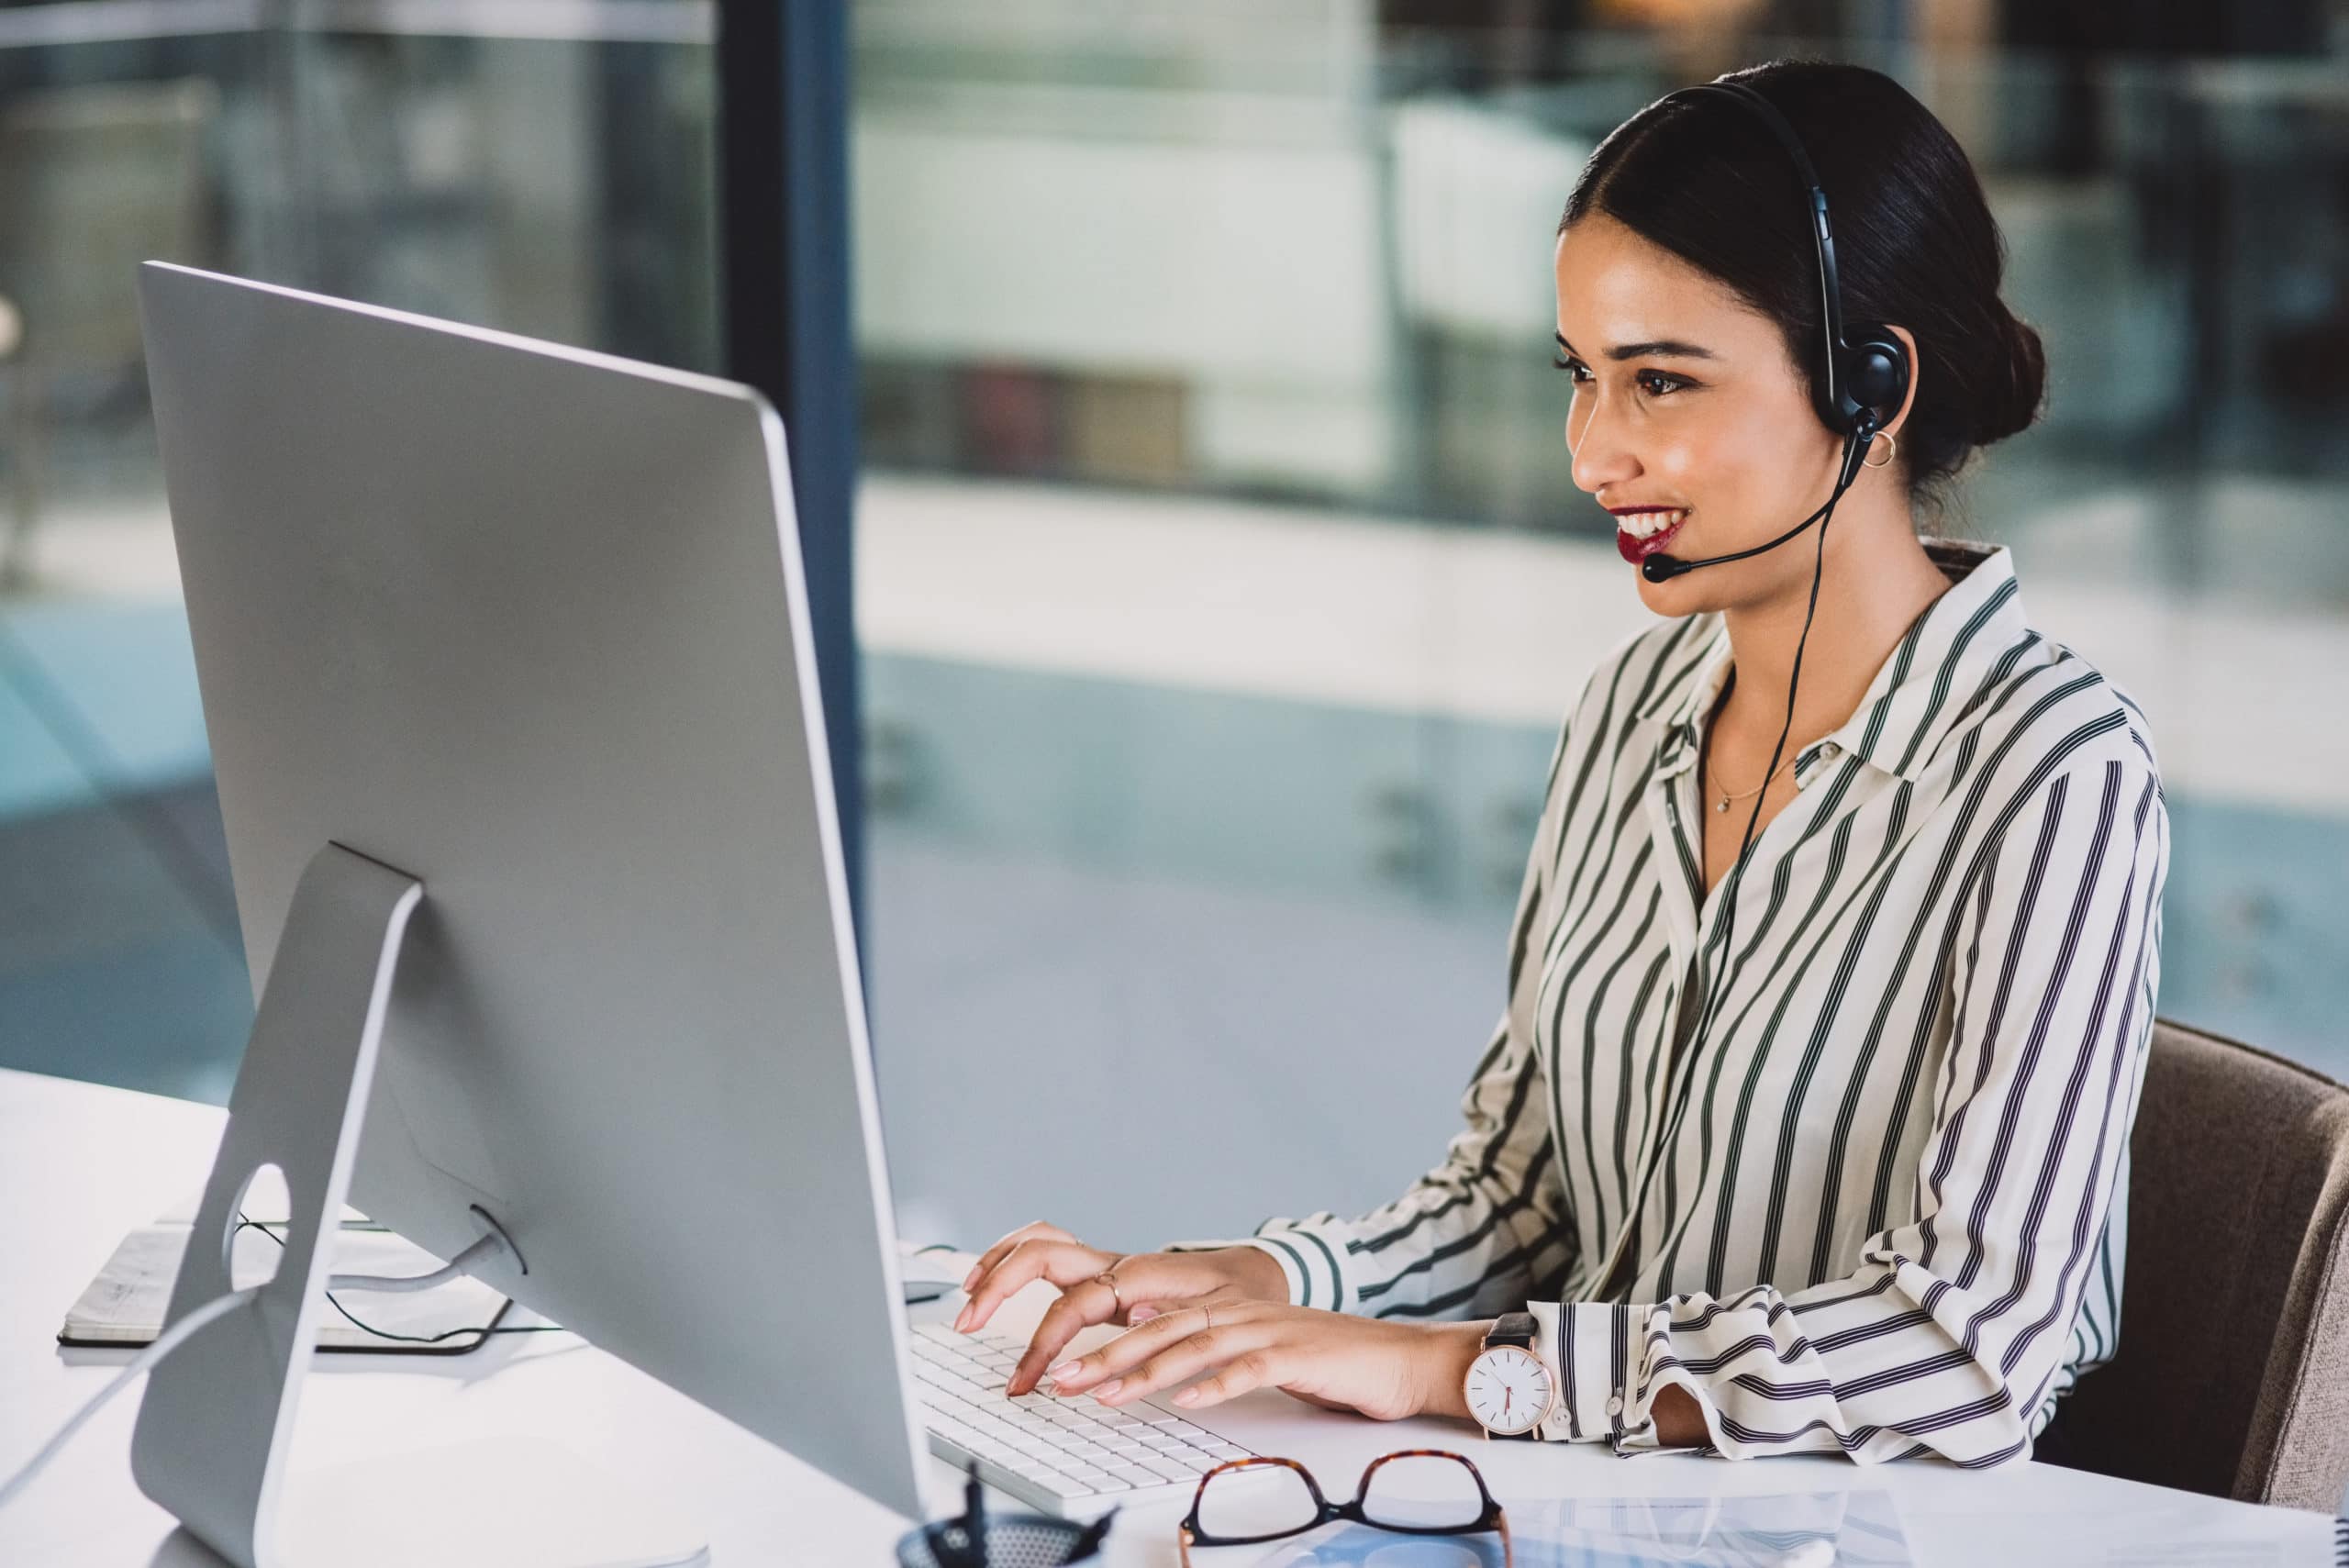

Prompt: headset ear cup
[{"left": 1839, "top": 332, "right": 1910, "bottom": 432}]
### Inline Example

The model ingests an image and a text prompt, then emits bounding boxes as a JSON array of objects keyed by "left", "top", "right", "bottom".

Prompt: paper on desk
[
  {"left": 61, "top": 1200, "right": 518, "bottom": 1352},
  {"left": 1257, "top": 1486, "right": 1911, "bottom": 1567}
]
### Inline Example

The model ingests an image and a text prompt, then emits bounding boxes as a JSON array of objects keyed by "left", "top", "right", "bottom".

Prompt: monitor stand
[{"left": 128, "top": 842, "right": 707, "bottom": 1568}]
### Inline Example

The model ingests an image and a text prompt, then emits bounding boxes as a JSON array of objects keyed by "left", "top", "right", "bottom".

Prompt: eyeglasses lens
[
  {"left": 1359, "top": 1454, "right": 1486, "bottom": 1531},
  {"left": 1197, "top": 1462, "right": 1320, "bottom": 1540}
]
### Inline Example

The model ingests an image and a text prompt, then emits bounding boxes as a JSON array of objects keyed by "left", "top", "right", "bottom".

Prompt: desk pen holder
[{"left": 898, "top": 1465, "right": 1114, "bottom": 1568}]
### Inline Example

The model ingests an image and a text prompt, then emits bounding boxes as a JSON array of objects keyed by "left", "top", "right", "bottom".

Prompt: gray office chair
[
  {"left": 2053, "top": 1018, "right": 2349, "bottom": 1512},
  {"left": 0, "top": 78, "right": 217, "bottom": 586}
]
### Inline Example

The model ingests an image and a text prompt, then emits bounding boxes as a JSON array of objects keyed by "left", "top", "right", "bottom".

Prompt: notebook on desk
[
  {"left": 62, "top": 1183, "right": 971, "bottom": 1356},
  {"left": 60, "top": 1173, "right": 529, "bottom": 1356}
]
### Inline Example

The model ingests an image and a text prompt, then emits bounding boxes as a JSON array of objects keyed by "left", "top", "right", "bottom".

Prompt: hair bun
[{"left": 1973, "top": 309, "right": 2047, "bottom": 447}]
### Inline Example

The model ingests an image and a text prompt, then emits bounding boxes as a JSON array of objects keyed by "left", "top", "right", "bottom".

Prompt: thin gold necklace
[
  {"left": 1703, "top": 666, "right": 1801, "bottom": 814},
  {"left": 1707, "top": 752, "right": 1799, "bottom": 814}
]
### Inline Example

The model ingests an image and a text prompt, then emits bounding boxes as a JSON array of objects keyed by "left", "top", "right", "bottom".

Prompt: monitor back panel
[{"left": 138, "top": 262, "right": 926, "bottom": 1518}]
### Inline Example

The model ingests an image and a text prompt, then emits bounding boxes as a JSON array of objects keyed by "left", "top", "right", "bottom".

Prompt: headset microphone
[
  {"left": 1640, "top": 493, "right": 1834, "bottom": 584},
  {"left": 1637, "top": 413, "right": 1879, "bottom": 585}
]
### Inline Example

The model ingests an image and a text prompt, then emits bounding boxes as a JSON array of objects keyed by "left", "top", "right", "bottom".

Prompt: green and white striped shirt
[{"left": 1211, "top": 539, "right": 2168, "bottom": 1467}]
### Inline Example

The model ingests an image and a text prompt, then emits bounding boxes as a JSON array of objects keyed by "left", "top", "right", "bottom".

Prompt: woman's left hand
[{"left": 1040, "top": 1298, "right": 1487, "bottom": 1423}]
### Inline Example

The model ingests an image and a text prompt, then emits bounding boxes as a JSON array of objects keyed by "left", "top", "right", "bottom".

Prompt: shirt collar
[{"left": 1638, "top": 539, "right": 2023, "bottom": 787}]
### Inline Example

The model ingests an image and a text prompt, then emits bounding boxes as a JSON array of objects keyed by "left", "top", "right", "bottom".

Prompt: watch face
[{"left": 1464, "top": 1345, "right": 1553, "bottom": 1435}]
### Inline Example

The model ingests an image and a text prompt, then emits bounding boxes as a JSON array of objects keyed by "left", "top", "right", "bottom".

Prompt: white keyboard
[{"left": 909, "top": 1322, "right": 1258, "bottom": 1517}]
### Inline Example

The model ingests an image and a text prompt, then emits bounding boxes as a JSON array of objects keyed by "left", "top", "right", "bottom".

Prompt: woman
[{"left": 956, "top": 59, "right": 2167, "bottom": 1468}]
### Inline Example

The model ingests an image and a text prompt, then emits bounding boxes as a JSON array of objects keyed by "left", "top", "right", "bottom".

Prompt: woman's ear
[{"left": 1881, "top": 325, "right": 1920, "bottom": 439}]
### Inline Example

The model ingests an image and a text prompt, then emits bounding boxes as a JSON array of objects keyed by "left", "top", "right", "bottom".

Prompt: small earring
[{"left": 1862, "top": 431, "right": 1898, "bottom": 470}]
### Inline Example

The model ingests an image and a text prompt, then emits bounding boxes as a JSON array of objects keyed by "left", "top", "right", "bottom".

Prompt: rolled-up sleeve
[{"left": 1531, "top": 758, "right": 2167, "bottom": 1463}]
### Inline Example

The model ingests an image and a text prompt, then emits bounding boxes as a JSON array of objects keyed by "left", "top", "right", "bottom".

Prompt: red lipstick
[{"left": 1611, "top": 509, "right": 1690, "bottom": 566}]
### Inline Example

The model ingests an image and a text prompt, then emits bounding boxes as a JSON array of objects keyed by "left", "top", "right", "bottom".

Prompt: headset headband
[
  {"left": 1652, "top": 78, "right": 1905, "bottom": 441},
  {"left": 1664, "top": 81, "right": 1847, "bottom": 415}
]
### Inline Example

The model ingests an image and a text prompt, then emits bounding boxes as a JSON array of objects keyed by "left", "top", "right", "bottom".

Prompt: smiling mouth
[{"left": 1613, "top": 508, "right": 1689, "bottom": 565}]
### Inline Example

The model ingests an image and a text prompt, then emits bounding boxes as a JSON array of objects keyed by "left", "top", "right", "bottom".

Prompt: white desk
[{"left": 0, "top": 1066, "right": 2333, "bottom": 1565}]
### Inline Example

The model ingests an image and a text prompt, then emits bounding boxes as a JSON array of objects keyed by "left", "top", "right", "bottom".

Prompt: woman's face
[{"left": 1553, "top": 213, "right": 1852, "bottom": 615}]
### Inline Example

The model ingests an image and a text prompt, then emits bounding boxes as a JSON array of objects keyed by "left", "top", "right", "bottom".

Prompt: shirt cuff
[
  {"left": 1528, "top": 1299, "right": 1715, "bottom": 1454},
  {"left": 1529, "top": 1299, "right": 1632, "bottom": 1442}
]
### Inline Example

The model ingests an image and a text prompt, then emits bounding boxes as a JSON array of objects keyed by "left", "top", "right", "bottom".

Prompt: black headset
[
  {"left": 1683, "top": 81, "right": 1909, "bottom": 444},
  {"left": 1636, "top": 79, "right": 1912, "bottom": 585},
  {"left": 1613, "top": 78, "right": 1913, "bottom": 1158}
]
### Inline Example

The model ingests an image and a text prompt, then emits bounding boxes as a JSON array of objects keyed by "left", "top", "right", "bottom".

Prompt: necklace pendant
[{"left": 1716, "top": 797, "right": 1730, "bottom": 813}]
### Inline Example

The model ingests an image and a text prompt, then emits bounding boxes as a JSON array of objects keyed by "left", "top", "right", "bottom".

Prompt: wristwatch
[{"left": 1461, "top": 1311, "right": 1557, "bottom": 1440}]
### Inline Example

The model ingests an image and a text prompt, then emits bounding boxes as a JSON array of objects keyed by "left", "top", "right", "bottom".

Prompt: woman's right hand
[{"left": 953, "top": 1221, "right": 1290, "bottom": 1396}]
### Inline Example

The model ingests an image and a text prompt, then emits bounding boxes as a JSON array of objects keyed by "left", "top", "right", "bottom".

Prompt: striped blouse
[{"left": 1200, "top": 539, "right": 2169, "bottom": 1467}]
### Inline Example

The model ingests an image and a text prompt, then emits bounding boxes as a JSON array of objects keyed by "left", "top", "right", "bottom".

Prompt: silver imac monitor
[{"left": 128, "top": 262, "right": 927, "bottom": 1563}]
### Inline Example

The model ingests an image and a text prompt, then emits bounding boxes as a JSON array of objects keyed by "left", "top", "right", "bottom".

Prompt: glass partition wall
[
  {"left": 0, "top": 2, "right": 719, "bottom": 1101},
  {"left": 4, "top": 0, "right": 2342, "bottom": 1250},
  {"left": 846, "top": 3, "right": 2349, "bottom": 1245}
]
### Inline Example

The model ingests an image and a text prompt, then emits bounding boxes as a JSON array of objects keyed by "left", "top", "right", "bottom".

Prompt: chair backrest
[{"left": 2058, "top": 1018, "right": 2349, "bottom": 1511}]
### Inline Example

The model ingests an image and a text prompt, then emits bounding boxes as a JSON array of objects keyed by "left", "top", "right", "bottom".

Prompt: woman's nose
[{"left": 1568, "top": 395, "right": 1638, "bottom": 495}]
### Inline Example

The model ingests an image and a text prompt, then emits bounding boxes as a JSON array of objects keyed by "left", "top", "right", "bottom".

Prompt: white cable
[
  {"left": 328, "top": 1229, "right": 508, "bottom": 1296},
  {"left": 1, "top": 1224, "right": 516, "bottom": 1515},
  {"left": 0, "top": 1285, "right": 259, "bottom": 1514}
]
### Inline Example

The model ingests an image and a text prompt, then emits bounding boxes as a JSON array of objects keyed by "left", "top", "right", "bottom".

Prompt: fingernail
[
  {"left": 1049, "top": 1361, "right": 1081, "bottom": 1382},
  {"left": 952, "top": 1306, "right": 971, "bottom": 1332},
  {"left": 962, "top": 1266, "right": 981, "bottom": 1290},
  {"left": 1093, "top": 1379, "right": 1122, "bottom": 1399},
  {"left": 1129, "top": 1306, "right": 1158, "bottom": 1324},
  {"left": 1173, "top": 1388, "right": 1200, "bottom": 1407}
]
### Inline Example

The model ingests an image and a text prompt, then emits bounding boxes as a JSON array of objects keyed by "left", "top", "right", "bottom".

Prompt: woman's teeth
[{"left": 1617, "top": 508, "right": 1687, "bottom": 539}]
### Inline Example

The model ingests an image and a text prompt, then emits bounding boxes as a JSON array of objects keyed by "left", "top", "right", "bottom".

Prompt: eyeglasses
[{"left": 1177, "top": 1451, "right": 1511, "bottom": 1566}]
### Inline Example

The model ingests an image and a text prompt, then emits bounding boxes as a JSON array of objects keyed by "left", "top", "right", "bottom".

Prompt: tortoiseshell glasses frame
[{"left": 1175, "top": 1449, "right": 1512, "bottom": 1566}]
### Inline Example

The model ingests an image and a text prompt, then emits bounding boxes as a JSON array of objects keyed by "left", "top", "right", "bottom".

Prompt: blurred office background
[{"left": 1, "top": 0, "right": 2343, "bottom": 1252}]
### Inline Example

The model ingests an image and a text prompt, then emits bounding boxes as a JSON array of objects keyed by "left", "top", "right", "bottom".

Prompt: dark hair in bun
[{"left": 1560, "top": 59, "right": 2045, "bottom": 506}]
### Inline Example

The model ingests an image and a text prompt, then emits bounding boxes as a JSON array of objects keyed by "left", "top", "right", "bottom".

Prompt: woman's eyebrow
[{"left": 1554, "top": 330, "right": 1717, "bottom": 361}]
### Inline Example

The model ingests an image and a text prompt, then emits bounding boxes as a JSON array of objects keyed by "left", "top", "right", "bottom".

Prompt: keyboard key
[{"left": 920, "top": 1328, "right": 1254, "bottom": 1503}]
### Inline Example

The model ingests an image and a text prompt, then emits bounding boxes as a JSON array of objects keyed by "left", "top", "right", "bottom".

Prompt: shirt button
[
  {"left": 1605, "top": 1396, "right": 1623, "bottom": 1415},
  {"left": 1821, "top": 742, "right": 1841, "bottom": 757}
]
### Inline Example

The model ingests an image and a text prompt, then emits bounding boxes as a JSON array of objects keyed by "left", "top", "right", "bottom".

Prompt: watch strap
[{"left": 1482, "top": 1310, "right": 1538, "bottom": 1351}]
